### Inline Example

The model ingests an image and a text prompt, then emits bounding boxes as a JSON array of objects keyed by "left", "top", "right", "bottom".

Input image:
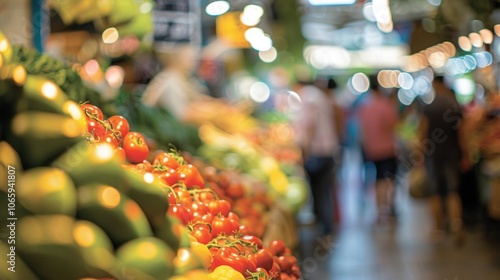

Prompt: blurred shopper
[
  {"left": 293, "top": 72, "right": 341, "bottom": 236},
  {"left": 418, "top": 75, "right": 471, "bottom": 244},
  {"left": 357, "top": 75, "right": 399, "bottom": 223},
  {"left": 141, "top": 44, "right": 226, "bottom": 122}
]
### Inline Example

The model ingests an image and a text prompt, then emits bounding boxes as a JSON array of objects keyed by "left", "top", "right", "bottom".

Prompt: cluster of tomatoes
[
  {"left": 80, "top": 103, "right": 149, "bottom": 163},
  {"left": 80, "top": 103, "right": 301, "bottom": 279},
  {"left": 162, "top": 180, "right": 300, "bottom": 279},
  {"left": 200, "top": 167, "right": 271, "bottom": 238}
]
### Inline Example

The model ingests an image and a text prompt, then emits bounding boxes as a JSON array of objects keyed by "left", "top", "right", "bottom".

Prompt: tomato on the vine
[
  {"left": 113, "top": 147, "right": 126, "bottom": 162},
  {"left": 142, "top": 160, "right": 153, "bottom": 172},
  {"left": 81, "top": 104, "right": 103, "bottom": 120},
  {"left": 153, "top": 152, "right": 181, "bottom": 170},
  {"left": 196, "top": 191, "right": 216, "bottom": 203},
  {"left": 242, "top": 235, "right": 263, "bottom": 249},
  {"left": 210, "top": 216, "right": 233, "bottom": 238},
  {"left": 226, "top": 182, "right": 245, "bottom": 198},
  {"left": 175, "top": 189, "right": 192, "bottom": 204},
  {"left": 208, "top": 200, "right": 231, "bottom": 217},
  {"left": 168, "top": 204, "right": 190, "bottom": 224},
  {"left": 238, "top": 225, "right": 254, "bottom": 236},
  {"left": 177, "top": 164, "right": 205, "bottom": 189},
  {"left": 210, "top": 247, "right": 253, "bottom": 277},
  {"left": 252, "top": 248, "right": 274, "bottom": 271},
  {"left": 228, "top": 217, "right": 240, "bottom": 234},
  {"left": 123, "top": 132, "right": 149, "bottom": 163},
  {"left": 269, "top": 240, "right": 286, "bottom": 256},
  {"left": 190, "top": 228, "right": 212, "bottom": 244},
  {"left": 189, "top": 201, "right": 209, "bottom": 215},
  {"left": 158, "top": 168, "right": 180, "bottom": 186},
  {"left": 227, "top": 212, "right": 239, "bottom": 222},
  {"left": 191, "top": 213, "right": 213, "bottom": 224},
  {"left": 108, "top": 115, "right": 129, "bottom": 139},
  {"left": 86, "top": 119, "right": 106, "bottom": 140},
  {"left": 100, "top": 132, "right": 120, "bottom": 148},
  {"left": 167, "top": 190, "right": 177, "bottom": 204},
  {"left": 277, "top": 255, "right": 294, "bottom": 272},
  {"left": 255, "top": 267, "right": 270, "bottom": 279},
  {"left": 269, "top": 259, "right": 281, "bottom": 279}
]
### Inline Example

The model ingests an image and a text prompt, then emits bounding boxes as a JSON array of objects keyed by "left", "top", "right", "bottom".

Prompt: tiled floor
[{"left": 297, "top": 148, "right": 500, "bottom": 280}]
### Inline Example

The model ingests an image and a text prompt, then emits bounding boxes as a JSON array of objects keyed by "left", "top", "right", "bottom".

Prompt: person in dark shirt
[{"left": 419, "top": 75, "right": 472, "bottom": 244}]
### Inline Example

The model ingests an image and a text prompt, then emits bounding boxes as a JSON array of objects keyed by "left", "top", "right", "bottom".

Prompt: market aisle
[{"left": 298, "top": 148, "right": 500, "bottom": 280}]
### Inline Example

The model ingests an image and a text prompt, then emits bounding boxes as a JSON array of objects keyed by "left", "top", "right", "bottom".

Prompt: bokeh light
[
  {"left": 249, "top": 82, "right": 271, "bottom": 103},
  {"left": 206, "top": 1, "right": 230, "bottom": 16},
  {"left": 351, "top": 73, "right": 370, "bottom": 93},
  {"left": 102, "top": 28, "right": 119, "bottom": 44},
  {"left": 259, "top": 47, "right": 278, "bottom": 63}
]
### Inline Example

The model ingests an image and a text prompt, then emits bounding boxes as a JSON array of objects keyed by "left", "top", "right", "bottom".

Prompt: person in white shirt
[{"left": 293, "top": 74, "right": 341, "bottom": 235}]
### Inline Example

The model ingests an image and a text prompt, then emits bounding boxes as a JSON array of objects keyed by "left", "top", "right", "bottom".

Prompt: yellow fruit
[
  {"left": 208, "top": 265, "right": 245, "bottom": 280},
  {"left": 169, "top": 269, "right": 210, "bottom": 280},
  {"left": 188, "top": 235, "right": 198, "bottom": 243},
  {"left": 190, "top": 241, "right": 212, "bottom": 269}
]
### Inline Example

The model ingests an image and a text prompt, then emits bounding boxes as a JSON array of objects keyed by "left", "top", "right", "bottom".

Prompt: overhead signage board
[{"left": 153, "top": 0, "right": 201, "bottom": 46}]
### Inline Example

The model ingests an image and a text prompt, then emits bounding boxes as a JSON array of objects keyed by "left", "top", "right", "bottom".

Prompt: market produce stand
[{"left": 0, "top": 32, "right": 306, "bottom": 280}]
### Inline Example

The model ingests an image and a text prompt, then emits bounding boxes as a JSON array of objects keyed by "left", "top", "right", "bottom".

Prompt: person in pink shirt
[{"left": 357, "top": 74, "right": 399, "bottom": 223}]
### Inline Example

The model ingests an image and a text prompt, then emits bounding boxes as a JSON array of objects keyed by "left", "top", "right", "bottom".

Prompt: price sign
[{"left": 153, "top": 0, "right": 200, "bottom": 45}]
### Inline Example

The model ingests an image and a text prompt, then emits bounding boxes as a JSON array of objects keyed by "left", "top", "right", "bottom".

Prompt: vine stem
[{"left": 83, "top": 108, "right": 123, "bottom": 141}]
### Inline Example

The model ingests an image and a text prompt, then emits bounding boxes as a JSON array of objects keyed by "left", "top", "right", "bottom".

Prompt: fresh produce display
[
  {"left": 0, "top": 36, "right": 302, "bottom": 279},
  {"left": 115, "top": 91, "right": 202, "bottom": 154},
  {"left": 10, "top": 45, "right": 111, "bottom": 114},
  {"left": 48, "top": 0, "right": 153, "bottom": 39},
  {"left": 198, "top": 123, "right": 309, "bottom": 215}
]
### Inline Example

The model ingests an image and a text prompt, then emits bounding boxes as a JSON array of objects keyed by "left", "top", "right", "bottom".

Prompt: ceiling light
[{"left": 206, "top": 1, "right": 230, "bottom": 16}]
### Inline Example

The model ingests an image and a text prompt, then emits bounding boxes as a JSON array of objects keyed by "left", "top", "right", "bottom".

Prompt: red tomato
[
  {"left": 191, "top": 213, "right": 213, "bottom": 224},
  {"left": 100, "top": 132, "right": 120, "bottom": 148},
  {"left": 269, "top": 259, "right": 281, "bottom": 279},
  {"left": 211, "top": 216, "right": 233, "bottom": 238},
  {"left": 191, "top": 228, "right": 212, "bottom": 244},
  {"left": 86, "top": 119, "right": 106, "bottom": 140},
  {"left": 134, "top": 163, "right": 149, "bottom": 174},
  {"left": 253, "top": 248, "right": 274, "bottom": 271},
  {"left": 210, "top": 247, "right": 253, "bottom": 277},
  {"left": 226, "top": 182, "right": 245, "bottom": 198},
  {"left": 107, "top": 115, "right": 129, "bottom": 139},
  {"left": 189, "top": 201, "right": 209, "bottom": 215},
  {"left": 291, "top": 264, "right": 301, "bottom": 278},
  {"left": 238, "top": 225, "right": 254, "bottom": 236},
  {"left": 113, "top": 147, "right": 126, "bottom": 162},
  {"left": 153, "top": 152, "right": 181, "bottom": 170},
  {"left": 175, "top": 189, "right": 192, "bottom": 204},
  {"left": 192, "top": 223, "right": 211, "bottom": 232},
  {"left": 269, "top": 240, "right": 286, "bottom": 256},
  {"left": 167, "top": 191, "right": 177, "bottom": 205},
  {"left": 227, "top": 212, "right": 239, "bottom": 222},
  {"left": 142, "top": 160, "right": 153, "bottom": 172},
  {"left": 167, "top": 204, "right": 189, "bottom": 224},
  {"left": 123, "top": 132, "right": 149, "bottom": 163},
  {"left": 158, "top": 169, "right": 180, "bottom": 186},
  {"left": 81, "top": 104, "right": 103, "bottom": 120},
  {"left": 229, "top": 217, "right": 240, "bottom": 234},
  {"left": 196, "top": 191, "right": 216, "bottom": 203},
  {"left": 220, "top": 200, "right": 232, "bottom": 217},
  {"left": 177, "top": 164, "right": 205, "bottom": 189},
  {"left": 277, "top": 255, "right": 294, "bottom": 272},
  {"left": 242, "top": 235, "right": 263, "bottom": 249},
  {"left": 209, "top": 200, "right": 231, "bottom": 217}
]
